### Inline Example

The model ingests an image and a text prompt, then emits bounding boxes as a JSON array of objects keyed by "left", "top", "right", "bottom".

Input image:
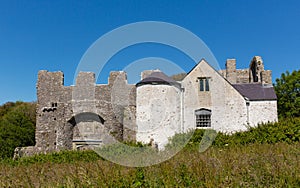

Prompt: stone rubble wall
[
  {"left": 14, "top": 56, "right": 278, "bottom": 157},
  {"left": 15, "top": 70, "right": 136, "bottom": 158},
  {"left": 220, "top": 56, "right": 272, "bottom": 85}
]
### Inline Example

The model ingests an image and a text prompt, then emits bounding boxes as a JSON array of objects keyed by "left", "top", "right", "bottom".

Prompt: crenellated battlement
[
  {"left": 37, "top": 70, "right": 130, "bottom": 88},
  {"left": 108, "top": 71, "right": 128, "bottom": 85},
  {"left": 27, "top": 70, "right": 137, "bottom": 157},
  {"left": 76, "top": 72, "right": 95, "bottom": 86},
  {"left": 15, "top": 55, "right": 277, "bottom": 158},
  {"left": 37, "top": 70, "right": 64, "bottom": 92}
]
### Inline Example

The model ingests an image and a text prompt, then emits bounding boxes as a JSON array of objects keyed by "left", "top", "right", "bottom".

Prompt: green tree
[
  {"left": 0, "top": 102, "right": 36, "bottom": 158},
  {"left": 274, "top": 70, "right": 300, "bottom": 118}
]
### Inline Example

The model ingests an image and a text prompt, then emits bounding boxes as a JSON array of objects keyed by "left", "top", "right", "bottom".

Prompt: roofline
[
  {"left": 184, "top": 58, "right": 230, "bottom": 85},
  {"left": 136, "top": 81, "right": 181, "bottom": 89},
  {"left": 183, "top": 58, "right": 275, "bottom": 102},
  {"left": 233, "top": 83, "right": 277, "bottom": 101},
  {"left": 184, "top": 58, "right": 208, "bottom": 76},
  {"left": 136, "top": 71, "right": 182, "bottom": 88},
  {"left": 248, "top": 99, "right": 277, "bottom": 101}
]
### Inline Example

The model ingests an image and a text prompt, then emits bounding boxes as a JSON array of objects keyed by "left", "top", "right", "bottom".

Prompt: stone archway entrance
[{"left": 67, "top": 112, "right": 105, "bottom": 150}]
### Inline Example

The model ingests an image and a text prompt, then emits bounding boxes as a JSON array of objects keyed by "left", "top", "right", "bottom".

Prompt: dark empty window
[
  {"left": 251, "top": 62, "right": 258, "bottom": 82},
  {"left": 199, "top": 79, "right": 204, "bottom": 91},
  {"left": 195, "top": 108, "right": 211, "bottom": 127},
  {"left": 199, "top": 78, "right": 210, "bottom": 91},
  {"left": 205, "top": 78, "right": 209, "bottom": 91}
]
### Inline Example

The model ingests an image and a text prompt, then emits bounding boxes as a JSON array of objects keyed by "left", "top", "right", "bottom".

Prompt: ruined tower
[
  {"left": 221, "top": 56, "right": 272, "bottom": 85},
  {"left": 14, "top": 71, "right": 136, "bottom": 157},
  {"left": 249, "top": 56, "right": 272, "bottom": 84}
]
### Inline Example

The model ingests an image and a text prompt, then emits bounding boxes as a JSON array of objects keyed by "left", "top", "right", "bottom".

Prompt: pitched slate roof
[
  {"left": 232, "top": 83, "right": 277, "bottom": 101},
  {"left": 136, "top": 71, "right": 181, "bottom": 88}
]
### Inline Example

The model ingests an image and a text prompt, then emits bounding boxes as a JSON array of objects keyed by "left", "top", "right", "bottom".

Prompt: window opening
[
  {"left": 195, "top": 108, "right": 211, "bottom": 127},
  {"left": 199, "top": 77, "right": 210, "bottom": 91}
]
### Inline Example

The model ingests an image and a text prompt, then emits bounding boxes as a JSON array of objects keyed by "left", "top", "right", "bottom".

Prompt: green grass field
[
  {"left": 1, "top": 118, "right": 300, "bottom": 187},
  {"left": 1, "top": 142, "right": 299, "bottom": 187}
]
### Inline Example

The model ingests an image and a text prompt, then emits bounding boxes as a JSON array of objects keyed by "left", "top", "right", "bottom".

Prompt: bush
[
  {"left": 274, "top": 70, "right": 300, "bottom": 118},
  {"left": 0, "top": 101, "right": 36, "bottom": 159},
  {"left": 167, "top": 117, "right": 300, "bottom": 149}
]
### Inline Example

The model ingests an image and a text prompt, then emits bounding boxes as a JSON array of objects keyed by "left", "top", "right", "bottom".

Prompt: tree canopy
[
  {"left": 274, "top": 70, "right": 300, "bottom": 118},
  {"left": 0, "top": 70, "right": 299, "bottom": 158},
  {"left": 0, "top": 101, "right": 36, "bottom": 158}
]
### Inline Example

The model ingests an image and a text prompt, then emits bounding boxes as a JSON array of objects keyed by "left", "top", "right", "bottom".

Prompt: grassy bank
[
  {"left": 1, "top": 118, "right": 300, "bottom": 187},
  {"left": 0, "top": 142, "right": 299, "bottom": 187}
]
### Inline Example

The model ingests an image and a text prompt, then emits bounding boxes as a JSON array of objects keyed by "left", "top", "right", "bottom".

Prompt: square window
[{"left": 195, "top": 109, "right": 211, "bottom": 127}]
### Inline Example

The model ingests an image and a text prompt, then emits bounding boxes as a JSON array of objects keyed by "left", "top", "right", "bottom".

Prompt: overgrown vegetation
[
  {"left": 0, "top": 101, "right": 36, "bottom": 158},
  {"left": 0, "top": 142, "right": 299, "bottom": 187},
  {"left": 274, "top": 69, "right": 300, "bottom": 118},
  {"left": 171, "top": 117, "right": 300, "bottom": 148},
  {"left": 0, "top": 70, "right": 300, "bottom": 186},
  {"left": 0, "top": 118, "right": 299, "bottom": 187}
]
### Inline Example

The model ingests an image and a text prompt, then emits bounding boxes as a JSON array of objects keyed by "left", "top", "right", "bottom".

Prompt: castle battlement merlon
[
  {"left": 108, "top": 71, "right": 128, "bottom": 85},
  {"left": 14, "top": 55, "right": 277, "bottom": 159},
  {"left": 76, "top": 72, "right": 95, "bottom": 86},
  {"left": 37, "top": 70, "right": 130, "bottom": 88}
]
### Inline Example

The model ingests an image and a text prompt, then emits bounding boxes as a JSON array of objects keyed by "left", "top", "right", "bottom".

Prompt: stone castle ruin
[
  {"left": 219, "top": 56, "right": 272, "bottom": 84},
  {"left": 15, "top": 56, "right": 277, "bottom": 157},
  {"left": 15, "top": 71, "right": 137, "bottom": 157}
]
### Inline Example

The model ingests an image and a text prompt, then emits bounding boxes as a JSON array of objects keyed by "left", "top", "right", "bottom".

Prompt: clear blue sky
[{"left": 0, "top": 0, "right": 299, "bottom": 105}]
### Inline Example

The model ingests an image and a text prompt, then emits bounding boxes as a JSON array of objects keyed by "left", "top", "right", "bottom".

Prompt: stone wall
[
  {"left": 15, "top": 70, "right": 136, "bottom": 158},
  {"left": 261, "top": 70, "right": 272, "bottom": 84},
  {"left": 15, "top": 55, "right": 278, "bottom": 157},
  {"left": 182, "top": 60, "right": 248, "bottom": 133},
  {"left": 249, "top": 56, "right": 264, "bottom": 83},
  {"left": 220, "top": 56, "right": 272, "bottom": 85},
  {"left": 236, "top": 69, "right": 250, "bottom": 84},
  {"left": 225, "top": 59, "right": 237, "bottom": 84}
]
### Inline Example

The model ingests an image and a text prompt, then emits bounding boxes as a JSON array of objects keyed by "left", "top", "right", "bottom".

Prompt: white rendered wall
[
  {"left": 248, "top": 100, "right": 278, "bottom": 126},
  {"left": 182, "top": 60, "right": 249, "bottom": 133},
  {"left": 135, "top": 61, "right": 278, "bottom": 150},
  {"left": 136, "top": 84, "right": 181, "bottom": 150}
]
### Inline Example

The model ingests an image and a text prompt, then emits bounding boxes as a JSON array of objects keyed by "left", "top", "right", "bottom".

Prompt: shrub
[
  {"left": 0, "top": 101, "right": 36, "bottom": 159},
  {"left": 167, "top": 117, "right": 300, "bottom": 148}
]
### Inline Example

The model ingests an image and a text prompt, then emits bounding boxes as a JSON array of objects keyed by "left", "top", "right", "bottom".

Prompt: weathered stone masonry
[
  {"left": 219, "top": 56, "right": 272, "bottom": 84},
  {"left": 15, "top": 71, "right": 136, "bottom": 157},
  {"left": 15, "top": 55, "right": 277, "bottom": 157}
]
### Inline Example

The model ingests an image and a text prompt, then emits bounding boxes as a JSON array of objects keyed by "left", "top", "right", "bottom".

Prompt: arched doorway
[{"left": 67, "top": 112, "right": 105, "bottom": 150}]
